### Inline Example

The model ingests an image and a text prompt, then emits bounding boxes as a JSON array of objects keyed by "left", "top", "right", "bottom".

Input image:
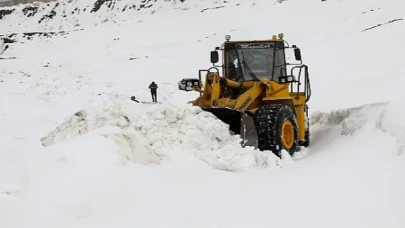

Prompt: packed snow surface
[{"left": 1, "top": 0, "right": 405, "bottom": 227}]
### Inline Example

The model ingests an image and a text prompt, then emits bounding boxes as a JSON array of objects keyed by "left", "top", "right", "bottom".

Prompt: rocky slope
[{"left": 0, "top": 0, "right": 235, "bottom": 32}]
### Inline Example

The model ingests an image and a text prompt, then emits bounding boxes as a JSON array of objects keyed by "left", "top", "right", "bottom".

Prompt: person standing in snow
[{"left": 149, "top": 81, "right": 158, "bottom": 103}]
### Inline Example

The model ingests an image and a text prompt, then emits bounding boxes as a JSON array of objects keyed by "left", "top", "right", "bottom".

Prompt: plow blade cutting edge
[{"left": 201, "top": 107, "right": 258, "bottom": 148}]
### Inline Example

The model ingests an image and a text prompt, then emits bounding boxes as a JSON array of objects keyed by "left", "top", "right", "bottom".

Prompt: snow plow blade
[{"left": 201, "top": 107, "right": 258, "bottom": 148}]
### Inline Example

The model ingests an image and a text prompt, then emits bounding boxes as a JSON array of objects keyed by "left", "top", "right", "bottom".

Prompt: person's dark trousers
[{"left": 151, "top": 91, "right": 157, "bottom": 102}]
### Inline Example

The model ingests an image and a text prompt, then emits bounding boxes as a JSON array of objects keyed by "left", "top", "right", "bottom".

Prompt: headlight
[{"left": 278, "top": 76, "right": 296, "bottom": 84}]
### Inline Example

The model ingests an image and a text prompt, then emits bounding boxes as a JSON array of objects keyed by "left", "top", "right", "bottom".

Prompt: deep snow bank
[
  {"left": 40, "top": 97, "right": 405, "bottom": 172},
  {"left": 40, "top": 97, "right": 292, "bottom": 171},
  {"left": 311, "top": 100, "right": 405, "bottom": 155}
]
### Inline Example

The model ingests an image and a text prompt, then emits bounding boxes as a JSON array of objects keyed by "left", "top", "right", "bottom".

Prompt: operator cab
[
  {"left": 207, "top": 34, "right": 305, "bottom": 87},
  {"left": 223, "top": 41, "right": 287, "bottom": 83}
]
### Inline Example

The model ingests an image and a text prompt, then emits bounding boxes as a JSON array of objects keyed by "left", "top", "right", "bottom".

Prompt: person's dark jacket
[{"left": 149, "top": 82, "right": 158, "bottom": 93}]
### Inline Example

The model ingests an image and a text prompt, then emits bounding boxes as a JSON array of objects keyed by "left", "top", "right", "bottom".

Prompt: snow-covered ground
[{"left": 1, "top": 0, "right": 405, "bottom": 227}]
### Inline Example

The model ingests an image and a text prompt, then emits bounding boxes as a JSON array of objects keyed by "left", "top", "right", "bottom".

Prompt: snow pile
[
  {"left": 40, "top": 97, "right": 289, "bottom": 171},
  {"left": 310, "top": 102, "right": 387, "bottom": 135},
  {"left": 310, "top": 101, "right": 405, "bottom": 155},
  {"left": 376, "top": 99, "right": 405, "bottom": 155}
]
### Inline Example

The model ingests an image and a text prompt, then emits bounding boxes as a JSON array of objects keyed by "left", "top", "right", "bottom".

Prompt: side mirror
[
  {"left": 178, "top": 78, "right": 201, "bottom": 92},
  {"left": 294, "top": 48, "right": 302, "bottom": 61},
  {"left": 210, "top": 50, "right": 219, "bottom": 64}
]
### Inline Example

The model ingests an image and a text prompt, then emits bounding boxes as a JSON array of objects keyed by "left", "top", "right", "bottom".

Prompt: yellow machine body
[{"left": 178, "top": 34, "right": 311, "bottom": 156}]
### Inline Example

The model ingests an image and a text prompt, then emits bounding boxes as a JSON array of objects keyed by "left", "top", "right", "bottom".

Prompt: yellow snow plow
[{"left": 178, "top": 34, "right": 311, "bottom": 157}]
